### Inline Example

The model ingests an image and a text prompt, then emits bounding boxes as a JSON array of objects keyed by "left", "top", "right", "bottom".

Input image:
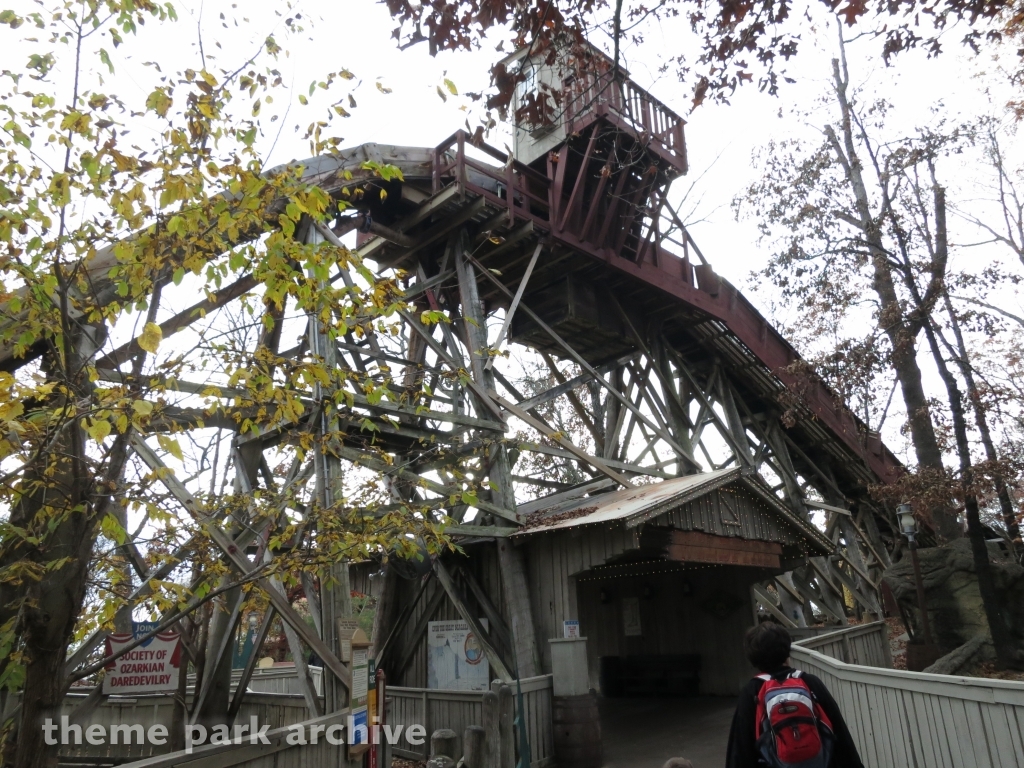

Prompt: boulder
[{"left": 883, "top": 538, "right": 1023, "bottom": 651}]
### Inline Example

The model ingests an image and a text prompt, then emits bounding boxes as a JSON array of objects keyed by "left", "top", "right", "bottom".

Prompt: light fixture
[{"left": 897, "top": 503, "right": 917, "bottom": 539}]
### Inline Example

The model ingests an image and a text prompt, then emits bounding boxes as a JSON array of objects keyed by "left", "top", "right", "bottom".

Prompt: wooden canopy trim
[{"left": 665, "top": 530, "right": 783, "bottom": 569}]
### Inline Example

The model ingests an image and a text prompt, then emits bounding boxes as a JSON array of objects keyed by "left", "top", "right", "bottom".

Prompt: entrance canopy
[{"left": 514, "top": 467, "right": 833, "bottom": 570}]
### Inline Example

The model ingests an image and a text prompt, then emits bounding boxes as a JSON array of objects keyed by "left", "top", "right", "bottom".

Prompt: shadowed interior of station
[{"left": 598, "top": 695, "right": 735, "bottom": 768}]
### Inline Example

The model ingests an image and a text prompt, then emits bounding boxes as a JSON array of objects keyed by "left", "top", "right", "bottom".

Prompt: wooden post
[
  {"left": 431, "top": 729, "right": 459, "bottom": 760},
  {"left": 483, "top": 690, "right": 499, "bottom": 768},
  {"left": 464, "top": 725, "right": 486, "bottom": 768},
  {"left": 496, "top": 683, "right": 515, "bottom": 768},
  {"left": 453, "top": 234, "right": 540, "bottom": 678}
]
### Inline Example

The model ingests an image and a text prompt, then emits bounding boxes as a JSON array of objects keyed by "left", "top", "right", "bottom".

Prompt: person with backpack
[{"left": 725, "top": 621, "right": 864, "bottom": 768}]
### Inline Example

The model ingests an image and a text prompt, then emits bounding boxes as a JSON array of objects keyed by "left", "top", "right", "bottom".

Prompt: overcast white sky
[
  {"left": 7, "top": 0, "right": 1022, "bottom": 467},
  {"left": 130, "top": 0, "right": 1019, "bottom": 288}
]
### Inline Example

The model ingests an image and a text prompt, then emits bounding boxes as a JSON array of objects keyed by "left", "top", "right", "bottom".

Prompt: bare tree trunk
[
  {"left": 940, "top": 292, "right": 1022, "bottom": 561},
  {"left": 828, "top": 50, "right": 959, "bottom": 541},
  {"left": 920, "top": 319, "right": 1020, "bottom": 667}
]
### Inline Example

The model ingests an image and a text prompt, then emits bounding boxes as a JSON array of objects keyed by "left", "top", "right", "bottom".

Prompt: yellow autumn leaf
[
  {"left": 158, "top": 434, "right": 183, "bottom": 461},
  {"left": 87, "top": 418, "right": 111, "bottom": 443},
  {"left": 132, "top": 399, "right": 154, "bottom": 416},
  {"left": 138, "top": 322, "right": 162, "bottom": 353}
]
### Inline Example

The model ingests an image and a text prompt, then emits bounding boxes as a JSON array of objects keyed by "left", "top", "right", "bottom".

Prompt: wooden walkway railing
[
  {"left": 792, "top": 627, "right": 1024, "bottom": 768},
  {"left": 101, "top": 709, "right": 348, "bottom": 768},
  {"left": 794, "top": 621, "right": 893, "bottom": 668},
  {"left": 388, "top": 675, "right": 554, "bottom": 766},
  {"left": 59, "top": 692, "right": 311, "bottom": 763}
]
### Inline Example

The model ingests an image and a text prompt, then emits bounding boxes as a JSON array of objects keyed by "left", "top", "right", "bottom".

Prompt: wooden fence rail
[
  {"left": 388, "top": 674, "right": 554, "bottom": 766},
  {"left": 792, "top": 635, "right": 1024, "bottom": 768},
  {"left": 59, "top": 692, "right": 311, "bottom": 763},
  {"left": 794, "top": 621, "right": 893, "bottom": 668},
  {"left": 97, "top": 709, "right": 349, "bottom": 768}
]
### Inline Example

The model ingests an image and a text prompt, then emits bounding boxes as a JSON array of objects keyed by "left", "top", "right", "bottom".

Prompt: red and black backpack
[{"left": 754, "top": 670, "right": 835, "bottom": 768}]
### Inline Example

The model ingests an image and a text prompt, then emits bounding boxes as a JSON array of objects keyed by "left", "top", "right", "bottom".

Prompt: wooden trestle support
[{"left": 6, "top": 67, "right": 909, "bottom": 737}]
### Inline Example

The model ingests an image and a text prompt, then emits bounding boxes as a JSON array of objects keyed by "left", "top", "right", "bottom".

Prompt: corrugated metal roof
[{"left": 513, "top": 467, "right": 832, "bottom": 553}]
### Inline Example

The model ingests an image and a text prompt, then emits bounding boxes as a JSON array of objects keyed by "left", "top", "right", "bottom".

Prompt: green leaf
[
  {"left": 100, "top": 513, "right": 127, "bottom": 546},
  {"left": 99, "top": 48, "right": 114, "bottom": 74},
  {"left": 444, "top": 78, "right": 458, "bottom": 96}
]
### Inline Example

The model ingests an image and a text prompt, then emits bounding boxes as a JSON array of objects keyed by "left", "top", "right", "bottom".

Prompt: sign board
[
  {"left": 103, "top": 628, "right": 181, "bottom": 694},
  {"left": 622, "top": 597, "right": 642, "bottom": 637},
  {"left": 427, "top": 619, "right": 489, "bottom": 691},
  {"left": 349, "top": 706, "right": 369, "bottom": 748},
  {"left": 563, "top": 620, "right": 580, "bottom": 638},
  {"left": 352, "top": 648, "right": 369, "bottom": 704},
  {"left": 337, "top": 618, "right": 360, "bottom": 662}
]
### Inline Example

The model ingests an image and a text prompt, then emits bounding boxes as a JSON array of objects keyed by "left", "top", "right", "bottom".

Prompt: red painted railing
[{"left": 563, "top": 71, "right": 687, "bottom": 171}]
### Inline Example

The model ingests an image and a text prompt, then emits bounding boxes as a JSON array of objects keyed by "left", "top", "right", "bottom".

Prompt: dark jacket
[{"left": 725, "top": 666, "right": 864, "bottom": 768}]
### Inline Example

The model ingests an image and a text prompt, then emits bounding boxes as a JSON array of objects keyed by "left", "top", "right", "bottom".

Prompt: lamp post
[{"left": 898, "top": 503, "right": 935, "bottom": 647}]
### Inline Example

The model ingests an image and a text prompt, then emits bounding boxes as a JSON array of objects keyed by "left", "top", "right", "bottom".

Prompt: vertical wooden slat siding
[
  {"left": 386, "top": 675, "right": 554, "bottom": 766},
  {"left": 57, "top": 693, "right": 312, "bottom": 762},
  {"left": 108, "top": 709, "right": 350, "bottom": 768},
  {"left": 792, "top": 634, "right": 1024, "bottom": 768}
]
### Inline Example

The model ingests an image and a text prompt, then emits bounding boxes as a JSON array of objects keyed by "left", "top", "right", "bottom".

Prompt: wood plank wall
[
  {"left": 390, "top": 544, "right": 509, "bottom": 688},
  {"left": 392, "top": 484, "right": 809, "bottom": 694},
  {"left": 575, "top": 565, "right": 756, "bottom": 695},
  {"left": 655, "top": 484, "right": 801, "bottom": 545}
]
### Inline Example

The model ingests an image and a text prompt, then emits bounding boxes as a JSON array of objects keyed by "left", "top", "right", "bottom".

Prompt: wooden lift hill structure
[{"left": 28, "top": 41, "right": 907, "bottom": 745}]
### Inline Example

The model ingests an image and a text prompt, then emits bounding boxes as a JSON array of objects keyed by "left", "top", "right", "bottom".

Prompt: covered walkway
[{"left": 598, "top": 696, "right": 735, "bottom": 768}]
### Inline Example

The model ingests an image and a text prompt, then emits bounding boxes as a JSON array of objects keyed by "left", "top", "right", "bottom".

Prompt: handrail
[
  {"left": 791, "top": 644, "right": 1024, "bottom": 701},
  {"left": 793, "top": 620, "right": 889, "bottom": 649},
  {"left": 110, "top": 709, "right": 349, "bottom": 768}
]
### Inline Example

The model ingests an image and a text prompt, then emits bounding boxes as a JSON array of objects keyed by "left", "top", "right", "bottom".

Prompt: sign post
[{"left": 347, "top": 627, "right": 370, "bottom": 760}]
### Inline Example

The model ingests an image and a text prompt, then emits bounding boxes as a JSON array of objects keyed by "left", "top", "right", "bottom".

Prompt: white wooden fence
[
  {"left": 59, "top": 692, "right": 311, "bottom": 763},
  {"left": 388, "top": 675, "right": 554, "bottom": 766},
  {"left": 183, "top": 666, "right": 325, "bottom": 697},
  {"left": 792, "top": 628, "right": 1024, "bottom": 768},
  {"left": 794, "top": 621, "right": 893, "bottom": 668},
  {"left": 98, "top": 709, "right": 349, "bottom": 768}
]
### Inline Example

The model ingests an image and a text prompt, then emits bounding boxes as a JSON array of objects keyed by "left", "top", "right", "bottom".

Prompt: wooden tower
[{"left": 38, "top": 42, "right": 907, "bottom": 753}]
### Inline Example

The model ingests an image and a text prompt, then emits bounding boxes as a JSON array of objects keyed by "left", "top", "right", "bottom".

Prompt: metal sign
[{"left": 102, "top": 628, "right": 181, "bottom": 694}]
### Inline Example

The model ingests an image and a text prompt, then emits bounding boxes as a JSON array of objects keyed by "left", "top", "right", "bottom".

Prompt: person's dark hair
[{"left": 744, "top": 621, "right": 792, "bottom": 671}]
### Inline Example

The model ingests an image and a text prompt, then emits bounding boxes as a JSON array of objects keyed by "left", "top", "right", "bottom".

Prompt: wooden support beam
[
  {"left": 446, "top": 525, "right": 516, "bottom": 538},
  {"left": 455, "top": 563, "right": 515, "bottom": 654},
  {"left": 376, "top": 574, "right": 431, "bottom": 670},
  {"left": 433, "top": 561, "right": 513, "bottom": 681},
  {"left": 226, "top": 607, "right": 277, "bottom": 722},
  {"left": 398, "top": 308, "right": 506, "bottom": 423},
  {"left": 129, "top": 437, "right": 353, "bottom": 692},
  {"left": 515, "top": 354, "right": 634, "bottom": 411},
  {"left": 670, "top": 354, "right": 753, "bottom": 464},
  {"left": 190, "top": 590, "right": 247, "bottom": 724},
  {"left": 791, "top": 567, "right": 847, "bottom": 625},
  {"left": 492, "top": 392, "right": 635, "bottom": 488},
  {"left": 752, "top": 584, "right": 799, "bottom": 629},
  {"left": 331, "top": 442, "right": 519, "bottom": 523},
  {"left": 395, "top": 585, "right": 447, "bottom": 679},
  {"left": 465, "top": 251, "right": 695, "bottom": 463},
  {"left": 486, "top": 243, "right": 542, "bottom": 367}
]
